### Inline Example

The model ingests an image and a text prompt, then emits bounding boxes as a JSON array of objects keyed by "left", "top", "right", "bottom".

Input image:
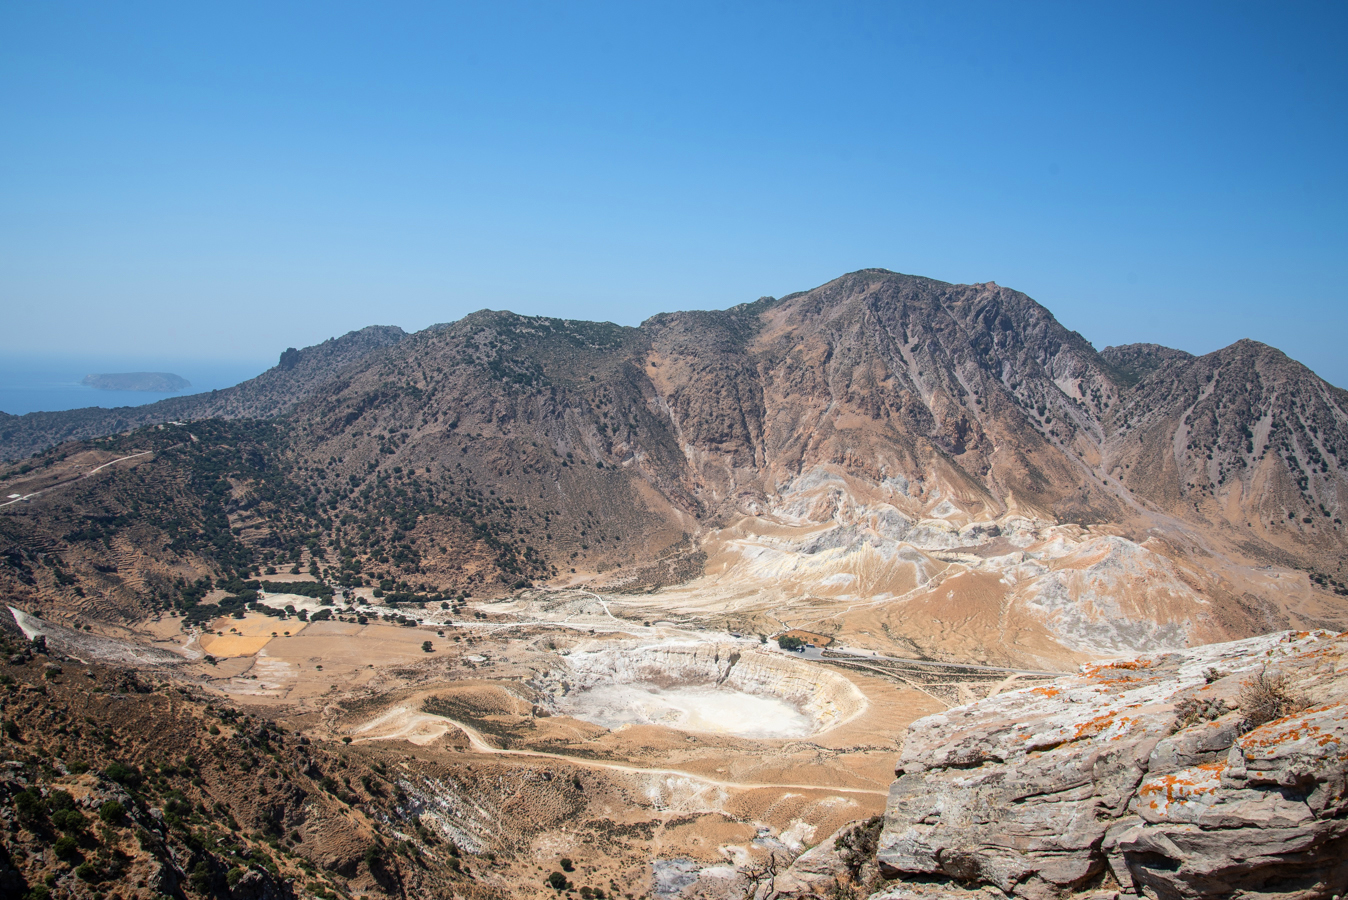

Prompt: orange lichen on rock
[
  {"left": 1240, "top": 719, "right": 1319, "bottom": 750},
  {"left": 1138, "top": 761, "right": 1226, "bottom": 806},
  {"left": 1237, "top": 703, "right": 1348, "bottom": 759},
  {"left": 1072, "top": 712, "right": 1118, "bottom": 741},
  {"left": 1107, "top": 716, "right": 1138, "bottom": 740},
  {"left": 880, "top": 631, "right": 1348, "bottom": 900}
]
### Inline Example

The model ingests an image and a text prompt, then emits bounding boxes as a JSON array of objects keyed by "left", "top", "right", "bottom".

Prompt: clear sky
[{"left": 3, "top": 2, "right": 1346, "bottom": 386}]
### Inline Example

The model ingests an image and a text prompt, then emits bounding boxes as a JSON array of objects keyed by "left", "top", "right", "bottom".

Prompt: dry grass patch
[{"left": 1239, "top": 667, "right": 1307, "bottom": 730}]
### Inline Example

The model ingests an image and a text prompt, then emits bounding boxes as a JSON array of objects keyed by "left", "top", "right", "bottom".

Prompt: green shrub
[
  {"left": 98, "top": 800, "right": 125, "bottom": 824},
  {"left": 190, "top": 861, "right": 213, "bottom": 891},
  {"left": 50, "top": 808, "right": 86, "bottom": 833},
  {"left": 103, "top": 762, "right": 142, "bottom": 787},
  {"left": 547, "top": 871, "right": 570, "bottom": 890},
  {"left": 47, "top": 790, "right": 75, "bottom": 811},
  {"left": 14, "top": 790, "right": 43, "bottom": 822},
  {"left": 74, "top": 862, "right": 99, "bottom": 883},
  {"left": 53, "top": 835, "right": 80, "bottom": 860}
]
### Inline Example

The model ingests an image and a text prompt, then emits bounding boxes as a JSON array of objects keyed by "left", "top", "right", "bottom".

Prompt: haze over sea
[{"left": 0, "top": 356, "right": 266, "bottom": 416}]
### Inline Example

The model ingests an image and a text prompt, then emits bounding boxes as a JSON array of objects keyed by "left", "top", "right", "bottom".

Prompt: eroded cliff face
[
  {"left": 874, "top": 630, "right": 1348, "bottom": 900},
  {"left": 662, "top": 504, "right": 1281, "bottom": 671},
  {"left": 641, "top": 272, "right": 1125, "bottom": 526}
]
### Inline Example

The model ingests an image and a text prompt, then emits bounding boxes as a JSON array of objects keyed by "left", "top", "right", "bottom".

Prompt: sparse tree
[{"left": 739, "top": 850, "right": 792, "bottom": 898}]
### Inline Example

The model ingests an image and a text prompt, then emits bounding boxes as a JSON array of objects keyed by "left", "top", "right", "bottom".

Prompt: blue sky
[{"left": 3, "top": 2, "right": 1346, "bottom": 386}]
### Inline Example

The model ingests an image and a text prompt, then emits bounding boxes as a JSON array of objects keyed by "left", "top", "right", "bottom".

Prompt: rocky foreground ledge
[{"left": 868, "top": 630, "right": 1348, "bottom": 900}]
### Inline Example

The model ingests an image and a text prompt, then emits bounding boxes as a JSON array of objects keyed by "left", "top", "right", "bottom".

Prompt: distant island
[{"left": 81, "top": 372, "right": 192, "bottom": 392}]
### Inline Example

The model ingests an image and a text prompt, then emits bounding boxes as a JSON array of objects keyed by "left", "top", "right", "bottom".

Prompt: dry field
[{"left": 59, "top": 582, "right": 1051, "bottom": 899}]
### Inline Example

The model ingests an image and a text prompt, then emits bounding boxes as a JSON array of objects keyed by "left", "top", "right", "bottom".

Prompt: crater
[{"left": 545, "top": 641, "right": 867, "bottom": 739}]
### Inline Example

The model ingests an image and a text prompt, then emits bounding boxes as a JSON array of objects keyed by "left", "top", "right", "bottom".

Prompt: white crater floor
[{"left": 560, "top": 682, "right": 815, "bottom": 739}]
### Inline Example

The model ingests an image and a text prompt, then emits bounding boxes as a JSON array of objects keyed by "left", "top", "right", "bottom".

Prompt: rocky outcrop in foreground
[{"left": 875, "top": 630, "right": 1348, "bottom": 900}]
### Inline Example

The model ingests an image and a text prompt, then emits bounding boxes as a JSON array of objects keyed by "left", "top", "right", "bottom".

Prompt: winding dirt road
[
  {"left": 368, "top": 712, "right": 890, "bottom": 798},
  {"left": 1, "top": 446, "right": 173, "bottom": 507}
]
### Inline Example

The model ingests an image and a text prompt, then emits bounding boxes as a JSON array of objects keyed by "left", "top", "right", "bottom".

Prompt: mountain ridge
[
  {"left": 2, "top": 268, "right": 1345, "bottom": 669},
  {"left": 0, "top": 325, "right": 408, "bottom": 460}
]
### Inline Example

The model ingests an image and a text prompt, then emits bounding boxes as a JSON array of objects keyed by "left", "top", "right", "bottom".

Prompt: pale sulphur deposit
[
  {"left": 561, "top": 681, "right": 815, "bottom": 738},
  {"left": 543, "top": 640, "right": 866, "bottom": 739}
]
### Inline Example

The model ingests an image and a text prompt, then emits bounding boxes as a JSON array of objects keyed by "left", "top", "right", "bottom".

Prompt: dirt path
[
  {"left": 391, "top": 713, "right": 889, "bottom": 798},
  {"left": 582, "top": 591, "right": 630, "bottom": 627},
  {"left": 821, "top": 658, "right": 954, "bottom": 709},
  {"left": 812, "top": 647, "right": 1063, "bottom": 677},
  {"left": 86, "top": 447, "right": 159, "bottom": 474},
  {"left": 1, "top": 446, "right": 175, "bottom": 507}
]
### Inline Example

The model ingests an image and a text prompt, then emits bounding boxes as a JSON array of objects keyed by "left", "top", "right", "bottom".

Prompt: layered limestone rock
[{"left": 875, "top": 630, "right": 1348, "bottom": 900}]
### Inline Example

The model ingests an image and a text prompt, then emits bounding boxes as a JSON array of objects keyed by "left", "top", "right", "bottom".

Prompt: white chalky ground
[{"left": 560, "top": 681, "right": 815, "bottom": 739}]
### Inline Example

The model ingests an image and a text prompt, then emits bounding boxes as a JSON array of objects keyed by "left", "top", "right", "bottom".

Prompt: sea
[{"left": 0, "top": 356, "right": 268, "bottom": 416}]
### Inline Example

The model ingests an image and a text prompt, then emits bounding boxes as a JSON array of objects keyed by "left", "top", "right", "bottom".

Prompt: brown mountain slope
[
  {"left": 0, "top": 616, "right": 561, "bottom": 900},
  {"left": 643, "top": 270, "right": 1125, "bottom": 523},
  {"left": 284, "top": 270, "right": 1132, "bottom": 531},
  {"left": 1104, "top": 339, "right": 1348, "bottom": 569},
  {"left": 279, "top": 270, "right": 1346, "bottom": 568},
  {"left": 259, "top": 269, "right": 1347, "bottom": 664},
  {"left": 0, "top": 419, "right": 555, "bottom": 630},
  {"left": 1099, "top": 342, "right": 1195, "bottom": 385},
  {"left": 2, "top": 269, "right": 1346, "bottom": 666}
]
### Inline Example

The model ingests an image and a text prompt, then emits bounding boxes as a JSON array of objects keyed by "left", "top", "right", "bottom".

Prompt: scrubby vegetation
[
  {"left": 0, "top": 624, "right": 505, "bottom": 899},
  {"left": 1239, "top": 667, "right": 1306, "bottom": 730},
  {"left": 0, "top": 418, "right": 558, "bottom": 631}
]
